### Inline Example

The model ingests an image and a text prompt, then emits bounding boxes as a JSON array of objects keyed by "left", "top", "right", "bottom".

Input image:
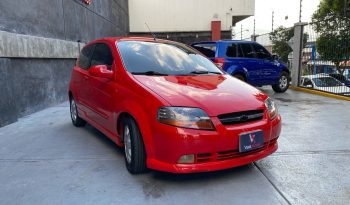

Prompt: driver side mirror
[{"left": 89, "top": 65, "right": 113, "bottom": 80}]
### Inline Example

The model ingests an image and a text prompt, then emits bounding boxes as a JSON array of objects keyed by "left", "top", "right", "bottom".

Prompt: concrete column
[{"left": 291, "top": 22, "right": 308, "bottom": 86}]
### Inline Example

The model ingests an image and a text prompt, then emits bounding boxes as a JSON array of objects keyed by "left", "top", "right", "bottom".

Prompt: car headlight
[
  {"left": 265, "top": 98, "right": 278, "bottom": 120},
  {"left": 157, "top": 107, "right": 215, "bottom": 130}
]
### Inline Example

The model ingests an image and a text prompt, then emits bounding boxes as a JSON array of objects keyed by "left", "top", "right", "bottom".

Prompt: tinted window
[
  {"left": 90, "top": 43, "right": 113, "bottom": 70},
  {"left": 117, "top": 41, "right": 222, "bottom": 75},
  {"left": 240, "top": 44, "right": 255, "bottom": 58},
  {"left": 78, "top": 45, "right": 94, "bottom": 70},
  {"left": 192, "top": 43, "right": 216, "bottom": 58},
  {"left": 313, "top": 77, "right": 343, "bottom": 87},
  {"left": 252, "top": 44, "right": 271, "bottom": 59},
  {"left": 226, "top": 44, "right": 237, "bottom": 57}
]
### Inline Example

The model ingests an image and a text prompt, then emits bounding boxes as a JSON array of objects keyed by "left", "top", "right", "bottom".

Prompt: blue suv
[{"left": 191, "top": 40, "right": 291, "bottom": 92}]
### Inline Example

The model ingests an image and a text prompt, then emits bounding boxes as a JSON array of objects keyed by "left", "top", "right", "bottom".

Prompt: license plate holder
[{"left": 239, "top": 130, "right": 264, "bottom": 153}]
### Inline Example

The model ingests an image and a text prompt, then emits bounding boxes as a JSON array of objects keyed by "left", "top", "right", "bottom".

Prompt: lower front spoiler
[{"left": 147, "top": 141, "right": 278, "bottom": 174}]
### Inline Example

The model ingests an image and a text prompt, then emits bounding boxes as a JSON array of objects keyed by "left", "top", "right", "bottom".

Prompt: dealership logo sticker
[
  {"left": 249, "top": 133, "right": 256, "bottom": 144},
  {"left": 82, "top": 0, "right": 92, "bottom": 5}
]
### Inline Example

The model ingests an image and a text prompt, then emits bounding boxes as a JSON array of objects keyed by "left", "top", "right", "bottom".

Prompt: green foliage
[
  {"left": 269, "top": 27, "right": 293, "bottom": 62},
  {"left": 312, "top": 0, "right": 350, "bottom": 74},
  {"left": 269, "top": 26, "right": 308, "bottom": 63}
]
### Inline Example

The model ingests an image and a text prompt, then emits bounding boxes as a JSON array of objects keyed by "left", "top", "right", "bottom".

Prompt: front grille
[
  {"left": 218, "top": 110, "right": 264, "bottom": 125},
  {"left": 194, "top": 138, "right": 278, "bottom": 163}
]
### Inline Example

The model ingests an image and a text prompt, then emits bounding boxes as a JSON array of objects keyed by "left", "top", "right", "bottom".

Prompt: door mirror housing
[
  {"left": 89, "top": 65, "right": 113, "bottom": 79},
  {"left": 271, "top": 54, "right": 279, "bottom": 60}
]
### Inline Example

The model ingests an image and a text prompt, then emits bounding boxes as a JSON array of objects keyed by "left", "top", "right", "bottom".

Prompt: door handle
[{"left": 84, "top": 75, "right": 89, "bottom": 80}]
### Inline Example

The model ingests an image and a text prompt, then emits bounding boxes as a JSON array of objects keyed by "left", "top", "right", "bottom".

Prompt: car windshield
[
  {"left": 117, "top": 41, "right": 222, "bottom": 76},
  {"left": 313, "top": 77, "right": 343, "bottom": 87}
]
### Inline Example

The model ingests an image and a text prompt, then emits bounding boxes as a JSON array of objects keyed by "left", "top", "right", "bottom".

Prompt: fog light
[{"left": 177, "top": 154, "right": 195, "bottom": 164}]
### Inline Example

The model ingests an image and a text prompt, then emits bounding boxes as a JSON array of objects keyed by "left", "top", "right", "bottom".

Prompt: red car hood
[{"left": 134, "top": 74, "right": 267, "bottom": 116}]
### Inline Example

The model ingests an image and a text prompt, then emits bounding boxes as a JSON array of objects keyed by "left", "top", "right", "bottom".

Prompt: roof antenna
[{"left": 145, "top": 22, "right": 156, "bottom": 41}]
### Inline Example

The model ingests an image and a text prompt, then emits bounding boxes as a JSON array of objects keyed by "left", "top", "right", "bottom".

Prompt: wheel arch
[
  {"left": 115, "top": 101, "right": 155, "bottom": 158},
  {"left": 227, "top": 65, "right": 249, "bottom": 80},
  {"left": 68, "top": 90, "right": 73, "bottom": 101},
  {"left": 280, "top": 68, "right": 291, "bottom": 80}
]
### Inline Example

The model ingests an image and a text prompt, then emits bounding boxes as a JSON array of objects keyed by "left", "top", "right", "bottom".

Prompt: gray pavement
[{"left": 0, "top": 88, "right": 349, "bottom": 205}]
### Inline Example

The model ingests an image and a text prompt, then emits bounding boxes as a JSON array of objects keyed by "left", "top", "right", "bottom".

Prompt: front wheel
[
  {"left": 272, "top": 71, "right": 290, "bottom": 93},
  {"left": 123, "top": 117, "right": 147, "bottom": 174}
]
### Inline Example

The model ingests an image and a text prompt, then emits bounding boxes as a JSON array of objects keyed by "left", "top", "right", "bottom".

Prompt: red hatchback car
[{"left": 69, "top": 37, "right": 281, "bottom": 174}]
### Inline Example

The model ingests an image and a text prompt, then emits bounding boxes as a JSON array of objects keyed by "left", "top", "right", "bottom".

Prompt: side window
[
  {"left": 78, "top": 45, "right": 94, "bottom": 70},
  {"left": 226, "top": 44, "right": 237, "bottom": 57},
  {"left": 90, "top": 43, "right": 114, "bottom": 70},
  {"left": 240, "top": 44, "right": 255, "bottom": 58},
  {"left": 252, "top": 44, "right": 271, "bottom": 59},
  {"left": 192, "top": 43, "right": 216, "bottom": 58}
]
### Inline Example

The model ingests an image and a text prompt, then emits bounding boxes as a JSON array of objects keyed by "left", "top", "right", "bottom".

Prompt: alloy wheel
[
  {"left": 279, "top": 75, "right": 288, "bottom": 89},
  {"left": 70, "top": 99, "right": 77, "bottom": 122},
  {"left": 124, "top": 125, "right": 132, "bottom": 164}
]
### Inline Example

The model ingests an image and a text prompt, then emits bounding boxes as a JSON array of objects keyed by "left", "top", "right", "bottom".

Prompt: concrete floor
[{"left": 0, "top": 88, "right": 349, "bottom": 205}]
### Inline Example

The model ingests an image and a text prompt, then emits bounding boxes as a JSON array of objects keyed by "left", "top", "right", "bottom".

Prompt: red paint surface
[
  {"left": 211, "top": 21, "right": 221, "bottom": 41},
  {"left": 69, "top": 37, "right": 281, "bottom": 173}
]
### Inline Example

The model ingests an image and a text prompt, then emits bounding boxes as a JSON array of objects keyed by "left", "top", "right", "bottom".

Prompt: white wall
[{"left": 129, "top": 0, "right": 255, "bottom": 33}]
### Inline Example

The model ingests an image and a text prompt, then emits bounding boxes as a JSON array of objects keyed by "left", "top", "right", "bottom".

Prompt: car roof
[
  {"left": 192, "top": 40, "right": 256, "bottom": 45},
  {"left": 85, "top": 36, "right": 184, "bottom": 46}
]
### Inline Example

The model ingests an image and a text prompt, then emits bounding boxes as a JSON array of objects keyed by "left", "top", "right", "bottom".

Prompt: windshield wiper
[
  {"left": 131, "top": 71, "right": 168, "bottom": 76},
  {"left": 188, "top": 70, "right": 222, "bottom": 75}
]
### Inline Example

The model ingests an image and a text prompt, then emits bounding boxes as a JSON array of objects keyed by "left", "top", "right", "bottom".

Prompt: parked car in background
[
  {"left": 300, "top": 74, "right": 350, "bottom": 96},
  {"left": 191, "top": 40, "right": 291, "bottom": 93},
  {"left": 69, "top": 37, "right": 281, "bottom": 174},
  {"left": 329, "top": 73, "right": 350, "bottom": 87}
]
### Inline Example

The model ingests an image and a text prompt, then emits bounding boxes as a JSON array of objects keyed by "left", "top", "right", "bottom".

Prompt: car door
[
  {"left": 221, "top": 42, "right": 243, "bottom": 73},
  {"left": 86, "top": 43, "right": 115, "bottom": 131},
  {"left": 237, "top": 43, "right": 261, "bottom": 85},
  {"left": 251, "top": 43, "right": 280, "bottom": 84},
  {"left": 74, "top": 44, "right": 95, "bottom": 112}
]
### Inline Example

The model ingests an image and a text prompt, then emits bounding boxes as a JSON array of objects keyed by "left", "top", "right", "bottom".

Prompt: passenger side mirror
[
  {"left": 271, "top": 55, "right": 279, "bottom": 60},
  {"left": 89, "top": 65, "right": 113, "bottom": 80}
]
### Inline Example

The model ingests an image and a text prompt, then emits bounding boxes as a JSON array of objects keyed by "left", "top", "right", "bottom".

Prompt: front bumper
[
  {"left": 147, "top": 114, "right": 281, "bottom": 173},
  {"left": 148, "top": 139, "right": 278, "bottom": 173}
]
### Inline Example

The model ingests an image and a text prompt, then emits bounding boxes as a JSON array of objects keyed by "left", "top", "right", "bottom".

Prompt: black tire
[
  {"left": 272, "top": 71, "right": 290, "bottom": 93},
  {"left": 233, "top": 73, "right": 246, "bottom": 81},
  {"left": 122, "top": 117, "right": 147, "bottom": 174},
  {"left": 70, "top": 97, "right": 86, "bottom": 127}
]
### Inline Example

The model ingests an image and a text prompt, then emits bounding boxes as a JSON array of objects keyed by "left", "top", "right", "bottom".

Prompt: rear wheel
[
  {"left": 272, "top": 71, "right": 290, "bottom": 93},
  {"left": 70, "top": 97, "right": 86, "bottom": 127},
  {"left": 233, "top": 74, "right": 246, "bottom": 82},
  {"left": 123, "top": 117, "right": 147, "bottom": 174}
]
